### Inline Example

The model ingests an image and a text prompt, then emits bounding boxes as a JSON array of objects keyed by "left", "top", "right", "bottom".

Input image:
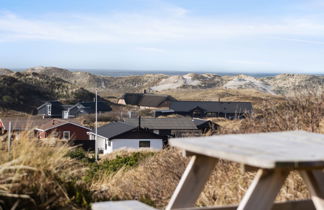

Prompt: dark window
[
  {"left": 139, "top": 141, "right": 150, "bottom": 148},
  {"left": 63, "top": 131, "right": 70, "bottom": 140}
]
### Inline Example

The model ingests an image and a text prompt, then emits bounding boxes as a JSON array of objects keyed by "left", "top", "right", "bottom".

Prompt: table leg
[
  {"left": 299, "top": 170, "right": 324, "bottom": 210},
  {"left": 237, "top": 169, "right": 289, "bottom": 210},
  {"left": 166, "top": 154, "right": 217, "bottom": 210}
]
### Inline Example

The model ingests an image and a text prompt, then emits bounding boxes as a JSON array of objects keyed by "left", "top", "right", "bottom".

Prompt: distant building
[
  {"left": 63, "top": 101, "right": 112, "bottom": 119},
  {"left": 37, "top": 101, "right": 65, "bottom": 118},
  {"left": 124, "top": 117, "right": 200, "bottom": 137},
  {"left": 192, "top": 118, "right": 220, "bottom": 133},
  {"left": 0, "top": 117, "right": 52, "bottom": 134},
  {"left": 37, "top": 101, "right": 112, "bottom": 119},
  {"left": 87, "top": 121, "right": 164, "bottom": 154},
  {"left": 154, "top": 101, "right": 252, "bottom": 119},
  {"left": 118, "top": 93, "right": 177, "bottom": 108},
  {"left": 35, "top": 119, "right": 93, "bottom": 150}
]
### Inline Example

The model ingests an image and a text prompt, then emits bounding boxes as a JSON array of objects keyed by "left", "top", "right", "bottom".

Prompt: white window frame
[
  {"left": 63, "top": 131, "right": 70, "bottom": 140},
  {"left": 47, "top": 104, "right": 52, "bottom": 116}
]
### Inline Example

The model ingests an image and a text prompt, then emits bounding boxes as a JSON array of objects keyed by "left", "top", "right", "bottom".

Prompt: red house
[{"left": 35, "top": 119, "right": 93, "bottom": 150}]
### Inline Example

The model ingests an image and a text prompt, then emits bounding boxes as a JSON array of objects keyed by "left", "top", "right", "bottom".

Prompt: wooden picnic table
[{"left": 166, "top": 130, "right": 324, "bottom": 210}]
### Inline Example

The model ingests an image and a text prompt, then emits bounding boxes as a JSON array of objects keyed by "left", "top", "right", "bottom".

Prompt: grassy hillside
[
  {"left": 0, "top": 68, "right": 13, "bottom": 75},
  {"left": 0, "top": 72, "right": 97, "bottom": 113},
  {"left": 23, "top": 66, "right": 324, "bottom": 97}
]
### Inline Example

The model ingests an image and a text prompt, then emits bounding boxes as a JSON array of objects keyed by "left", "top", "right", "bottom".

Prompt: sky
[{"left": 0, "top": 0, "right": 324, "bottom": 73}]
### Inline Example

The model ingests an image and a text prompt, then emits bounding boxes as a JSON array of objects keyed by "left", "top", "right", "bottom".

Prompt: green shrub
[
  {"left": 85, "top": 151, "right": 155, "bottom": 183},
  {"left": 66, "top": 148, "right": 95, "bottom": 163}
]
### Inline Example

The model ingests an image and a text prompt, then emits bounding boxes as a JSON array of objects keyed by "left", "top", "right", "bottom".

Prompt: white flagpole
[
  {"left": 8, "top": 121, "right": 11, "bottom": 154},
  {"left": 95, "top": 89, "right": 98, "bottom": 161}
]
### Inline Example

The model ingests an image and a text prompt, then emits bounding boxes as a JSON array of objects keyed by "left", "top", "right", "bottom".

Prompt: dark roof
[
  {"left": 125, "top": 117, "right": 197, "bottom": 130},
  {"left": 69, "top": 101, "right": 112, "bottom": 113},
  {"left": 170, "top": 101, "right": 252, "bottom": 114},
  {"left": 0, "top": 117, "right": 53, "bottom": 131},
  {"left": 35, "top": 119, "right": 90, "bottom": 131},
  {"left": 93, "top": 122, "right": 137, "bottom": 139},
  {"left": 122, "top": 93, "right": 177, "bottom": 107},
  {"left": 192, "top": 118, "right": 209, "bottom": 127},
  {"left": 37, "top": 100, "right": 62, "bottom": 110},
  {"left": 62, "top": 105, "right": 73, "bottom": 110},
  {"left": 192, "top": 118, "right": 220, "bottom": 128}
]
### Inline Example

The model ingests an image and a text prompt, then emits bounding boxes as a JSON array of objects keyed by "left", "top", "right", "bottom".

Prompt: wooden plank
[
  {"left": 300, "top": 170, "right": 324, "bottom": 210},
  {"left": 166, "top": 155, "right": 217, "bottom": 210},
  {"left": 169, "top": 131, "right": 324, "bottom": 169},
  {"left": 237, "top": 169, "right": 289, "bottom": 210},
  {"left": 92, "top": 200, "right": 156, "bottom": 210},
  {"left": 173, "top": 199, "right": 315, "bottom": 210}
]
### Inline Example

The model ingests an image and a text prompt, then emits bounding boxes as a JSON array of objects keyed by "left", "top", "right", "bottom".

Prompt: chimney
[
  {"left": 52, "top": 119, "right": 55, "bottom": 125},
  {"left": 138, "top": 115, "right": 141, "bottom": 129}
]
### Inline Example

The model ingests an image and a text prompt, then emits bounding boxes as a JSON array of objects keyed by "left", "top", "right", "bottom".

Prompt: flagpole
[{"left": 95, "top": 89, "right": 98, "bottom": 161}]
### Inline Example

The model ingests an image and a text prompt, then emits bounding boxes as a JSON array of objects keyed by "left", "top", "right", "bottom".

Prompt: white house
[{"left": 87, "top": 121, "right": 164, "bottom": 154}]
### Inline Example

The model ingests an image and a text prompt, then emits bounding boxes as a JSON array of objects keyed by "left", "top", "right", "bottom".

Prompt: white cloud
[
  {"left": 136, "top": 47, "right": 167, "bottom": 53},
  {"left": 269, "top": 37, "right": 324, "bottom": 45},
  {"left": 0, "top": 9, "right": 324, "bottom": 44},
  {"left": 227, "top": 60, "right": 272, "bottom": 66},
  {"left": 166, "top": 7, "right": 188, "bottom": 17}
]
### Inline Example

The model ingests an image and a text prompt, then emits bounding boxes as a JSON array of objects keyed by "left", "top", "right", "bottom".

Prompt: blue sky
[{"left": 0, "top": 0, "right": 324, "bottom": 73}]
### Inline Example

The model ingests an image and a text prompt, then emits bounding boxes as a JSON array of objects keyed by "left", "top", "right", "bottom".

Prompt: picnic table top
[{"left": 169, "top": 130, "right": 324, "bottom": 169}]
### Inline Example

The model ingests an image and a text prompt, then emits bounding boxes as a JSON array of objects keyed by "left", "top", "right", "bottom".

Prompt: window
[
  {"left": 105, "top": 140, "right": 111, "bottom": 150},
  {"left": 63, "top": 111, "right": 69, "bottom": 119},
  {"left": 63, "top": 131, "right": 70, "bottom": 140},
  {"left": 47, "top": 104, "right": 52, "bottom": 116},
  {"left": 139, "top": 141, "right": 150, "bottom": 148}
]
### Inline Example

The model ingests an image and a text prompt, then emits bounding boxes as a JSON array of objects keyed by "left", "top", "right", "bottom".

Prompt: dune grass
[
  {"left": 0, "top": 133, "right": 91, "bottom": 209},
  {"left": 1, "top": 92, "right": 323, "bottom": 209}
]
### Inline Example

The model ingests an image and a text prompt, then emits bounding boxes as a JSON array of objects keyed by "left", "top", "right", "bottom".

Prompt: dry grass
[
  {"left": 89, "top": 149, "right": 310, "bottom": 208},
  {"left": 88, "top": 92, "right": 322, "bottom": 208},
  {"left": 238, "top": 93, "right": 324, "bottom": 134},
  {"left": 0, "top": 132, "right": 90, "bottom": 209},
  {"left": 198, "top": 162, "right": 309, "bottom": 207},
  {"left": 91, "top": 148, "right": 188, "bottom": 207},
  {"left": 1, "top": 91, "right": 323, "bottom": 209}
]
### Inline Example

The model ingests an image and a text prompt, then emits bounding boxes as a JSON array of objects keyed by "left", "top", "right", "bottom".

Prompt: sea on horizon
[{"left": 78, "top": 70, "right": 278, "bottom": 78}]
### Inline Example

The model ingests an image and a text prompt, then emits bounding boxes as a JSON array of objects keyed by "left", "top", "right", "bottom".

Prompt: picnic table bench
[
  {"left": 167, "top": 130, "right": 324, "bottom": 210},
  {"left": 93, "top": 130, "right": 324, "bottom": 210}
]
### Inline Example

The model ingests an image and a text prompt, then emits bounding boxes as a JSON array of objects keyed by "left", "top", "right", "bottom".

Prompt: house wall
[
  {"left": 39, "top": 124, "right": 90, "bottom": 140},
  {"left": 96, "top": 136, "right": 107, "bottom": 153},
  {"left": 37, "top": 105, "right": 48, "bottom": 116},
  {"left": 111, "top": 138, "right": 163, "bottom": 152},
  {"left": 37, "top": 103, "right": 63, "bottom": 118},
  {"left": 117, "top": 99, "right": 126, "bottom": 105}
]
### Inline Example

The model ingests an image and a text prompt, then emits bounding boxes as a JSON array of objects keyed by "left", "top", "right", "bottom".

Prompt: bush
[
  {"left": 66, "top": 148, "right": 96, "bottom": 166},
  {"left": 85, "top": 151, "right": 155, "bottom": 183},
  {"left": 66, "top": 147, "right": 87, "bottom": 160}
]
